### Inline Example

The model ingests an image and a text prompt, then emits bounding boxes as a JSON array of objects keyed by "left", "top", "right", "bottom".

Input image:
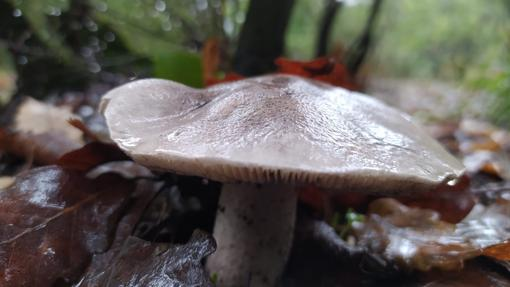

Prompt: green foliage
[
  {"left": 0, "top": 44, "right": 16, "bottom": 104},
  {"left": 8, "top": 0, "right": 73, "bottom": 61},
  {"left": 6, "top": 0, "right": 244, "bottom": 86},
  {"left": 470, "top": 67, "right": 510, "bottom": 127},
  {"left": 285, "top": 0, "right": 324, "bottom": 59},
  {"left": 330, "top": 208, "right": 365, "bottom": 239},
  {"left": 370, "top": 0, "right": 510, "bottom": 81},
  {"left": 153, "top": 51, "right": 203, "bottom": 87}
]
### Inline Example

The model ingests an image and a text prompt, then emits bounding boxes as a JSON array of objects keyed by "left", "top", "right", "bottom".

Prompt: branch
[
  {"left": 346, "top": 0, "right": 384, "bottom": 75},
  {"left": 315, "top": 0, "right": 343, "bottom": 57}
]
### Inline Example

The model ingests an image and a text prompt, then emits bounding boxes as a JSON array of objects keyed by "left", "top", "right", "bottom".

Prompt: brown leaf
[
  {"left": 78, "top": 230, "right": 215, "bottom": 287},
  {"left": 68, "top": 118, "right": 101, "bottom": 142},
  {"left": 0, "top": 128, "right": 81, "bottom": 165},
  {"left": 415, "top": 262, "right": 510, "bottom": 287},
  {"left": 57, "top": 142, "right": 129, "bottom": 172},
  {"left": 0, "top": 98, "right": 85, "bottom": 165},
  {"left": 397, "top": 175, "right": 475, "bottom": 223},
  {"left": 14, "top": 97, "right": 83, "bottom": 144},
  {"left": 0, "top": 166, "right": 135, "bottom": 286},
  {"left": 354, "top": 198, "right": 510, "bottom": 271}
]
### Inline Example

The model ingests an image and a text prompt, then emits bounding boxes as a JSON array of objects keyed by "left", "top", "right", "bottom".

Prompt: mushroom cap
[{"left": 101, "top": 75, "right": 464, "bottom": 194}]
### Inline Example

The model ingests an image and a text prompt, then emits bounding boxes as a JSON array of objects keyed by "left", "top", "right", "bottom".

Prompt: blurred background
[{"left": 1, "top": 0, "right": 509, "bottom": 126}]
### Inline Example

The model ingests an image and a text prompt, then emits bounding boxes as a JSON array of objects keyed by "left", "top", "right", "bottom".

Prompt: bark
[
  {"left": 233, "top": 0, "right": 296, "bottom": 76},
  {"left": 316, "top": 0, "right": 344, "bottom": 57}
]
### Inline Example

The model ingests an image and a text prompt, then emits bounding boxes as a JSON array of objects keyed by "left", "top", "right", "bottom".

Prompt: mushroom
[{"left": 100, "top": 74, "right": 464, "bottom": 287}]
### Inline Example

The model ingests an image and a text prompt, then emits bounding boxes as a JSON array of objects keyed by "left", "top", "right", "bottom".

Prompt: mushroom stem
[{"left": 207, "top": 183, "right": 297, "bottom": 287}]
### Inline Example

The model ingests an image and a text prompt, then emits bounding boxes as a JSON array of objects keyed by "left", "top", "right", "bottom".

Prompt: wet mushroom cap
[{"left": 101, "top": 74, "right": 464, "bottom": 194}]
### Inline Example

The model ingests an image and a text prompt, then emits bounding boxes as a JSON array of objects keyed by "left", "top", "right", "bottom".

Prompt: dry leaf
[
  {"left": 14, "top": 97, "right": 83, "bottom": 145},
  {"left": 0, "top": 98, "right": 85, "bottom": 164}
]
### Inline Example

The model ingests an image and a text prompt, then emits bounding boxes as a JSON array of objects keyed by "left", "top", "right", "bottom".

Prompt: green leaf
[{"left": 153, "top": 51, "right": 203, "bottom": 88}]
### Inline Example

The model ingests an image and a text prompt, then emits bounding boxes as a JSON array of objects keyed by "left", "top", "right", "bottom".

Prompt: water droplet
[
  {"left": 154, "top": 0, "right": 166, "bottom": 12},
  {"left": 88, "top": 62, "right": 101, "bottom": 73},
  {"left": 80, "top": 47, "right": 93, "bottom": 57},
  {"left": 95, "top": 1, "right": 108, "bottom": 12},
  {"left": 104, "top": 31, "right": 115, "bottom": 42},
  {"left": 223, "top": 19, "right": 234, "bottom": 35},
  {"left": 12, "top": 9, "right": 22, "bottom": 17},
  {"left": 78, "top": 105, "right": 94, "bottom": 117},
  {"left": 162, "top": 20, "right": 172, "bottom": 31},
  {"left": 196, "top": 0, "right": 208, "bottom": 11},
  {"left": 46, "top": 6, "right": 61, "bottom": 16},
  {"left": 18, "top": 56, "right": 28, "bottom": 65},
  {"left": 43, "top": 248, "right": 56, "bottom": 256},
  {"left": 235, "top": 11, "right": 245, "bottom": 24}
]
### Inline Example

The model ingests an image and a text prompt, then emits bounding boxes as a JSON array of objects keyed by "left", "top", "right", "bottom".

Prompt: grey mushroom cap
[{"left": 100, "top": 74, "right": 464, "bottom": 194}]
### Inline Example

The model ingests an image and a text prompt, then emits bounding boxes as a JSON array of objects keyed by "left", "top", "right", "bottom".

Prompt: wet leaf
[
  {"left": 397, "top": 175, "right": 474, "bottom": 223},
  {"left": 0, "top": 128, "right": 80, "bottom": 165},
  {"left": 78, "top": 230, "right": 215, "bottom": 287},
  {"left": 57, "top": 142, "right": 129, "bottom": 172},
  {"left": 354, "top": 198, "right": 510, "bottom": 271},
  {"left": 456, "top": 118, "right": 510, "bottom": 179},
  {"left": 414, "top": 262, "right": 510, "bottom": 287},
  {"left": 0, "top": 166, "right": 135, "bottom": 286},
  {"left": 68, "top": 118, "right": 102, "bottom": 142}
]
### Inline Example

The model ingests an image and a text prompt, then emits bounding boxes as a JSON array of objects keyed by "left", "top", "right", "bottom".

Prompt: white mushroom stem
[{"left": 207, "top": 183, "right": 297, "bottom": 287}]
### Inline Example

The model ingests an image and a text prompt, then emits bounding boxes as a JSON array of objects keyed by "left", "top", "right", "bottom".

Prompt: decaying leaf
[
  {"left": 0, "top": 176, "right": 14, "bottom": 188},
  {"left": 275, "top": 57, "right": 358, "bottom": 90},
  {"left": 354, "top": 198, "right": 510, "bottom": 271},
  {"left": 414, "top": 262, "right": 510, "bottom": 287},
  {"left": 57, "top": 141, "right": 129, "bottom": 172},
  {"left": 78, "top": 231, "right": 215, "bottom": 287},
  {"left": 0, "top": 128, "right": 80, "bottom": 165},
  {"left": 14, "top": 98, "right": 83, "bottom": 144},
  {"left": 0, "top": 166, "right": 135, "bottom": 286},
  {"left": 0, "top": 98, "right": 85, "bottom": 164},
  {"left": 457, "top": 118, "right": 510, "bottom": 179},
  {"left": 397, "top": 175, "right": 474, "bottom": 223}
]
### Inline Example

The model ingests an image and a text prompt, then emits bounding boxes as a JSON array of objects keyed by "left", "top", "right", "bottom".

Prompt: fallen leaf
[
  {"left": 275, "top": 57, "right": 359, "bottom": 90},
  {"left": 397, "top": 175, "right": 474, "bottom": 223},
  {"left": 0, "top": 98, "right": 85, "bottom": 165},
  {"left": 0, "top": 166, "right": 135, "bottom": 286},
  {"left": 14, "top": 97, "right": 83, "bottom": 145},
  {"left": 57, "top": 142, "right": 129, "bottom": 172},
  {"left": 414, "top": 262, "right": 510, "bottom": 287},
  {"left": 68, "top": 118, "right": 102, "bottom": 142},
  {"left": 0, "top": 128, "right": 81, "bottom": 165},
  {"left": 78, "top": 230, "right": 215, "bottom": 287},
  {"left": 455, "top": 118, "right": 510, "bottom": 180},
  {"left": 354, "top": 198, "right": 510, "bottom": 271}
]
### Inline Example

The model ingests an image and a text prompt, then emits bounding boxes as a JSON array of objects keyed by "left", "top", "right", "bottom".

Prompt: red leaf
[{"left": 275, "top": 57, "right": 359, "bottom": 90}]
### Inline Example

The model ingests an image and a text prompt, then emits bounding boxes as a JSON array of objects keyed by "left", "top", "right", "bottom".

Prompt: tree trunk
[{"left": 233, "top": 0, "right": 295, "bottom": 76}]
